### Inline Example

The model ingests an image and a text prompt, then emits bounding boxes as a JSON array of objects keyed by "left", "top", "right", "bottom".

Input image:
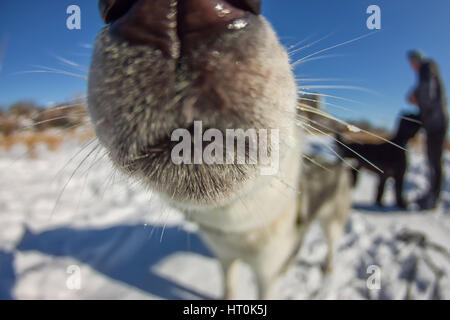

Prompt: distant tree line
[{"left": 0, "top": 100, "right": 88, "bottom": 136}]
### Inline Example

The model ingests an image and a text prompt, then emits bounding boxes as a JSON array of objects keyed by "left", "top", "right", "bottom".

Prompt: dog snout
[{"left": 99, "top": 0, "right": 261, "bottom": 58}]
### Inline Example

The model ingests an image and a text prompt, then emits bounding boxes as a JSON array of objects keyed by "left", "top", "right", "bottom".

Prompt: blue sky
[{"left": 1, "top": 0, "right": 450, "bottom": 131}]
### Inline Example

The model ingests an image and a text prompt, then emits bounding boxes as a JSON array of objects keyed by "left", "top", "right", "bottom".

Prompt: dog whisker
[
  {"left": 53, "top": 120, "right": 91, "bottom": 132},
  {"left": 299, "top": 85, "right": 381, "bottom": 96},
  {"left": 297, "top": 112, "right": 385, "bottom": 172},
  {"left": 293, "top": 32, "right": 377, "bottom": 67},
  {"left": 39, "top": 102, "right": 87, "bottom": 114},
  {"left": 298, "top": 90, "right": 371, "bottom": 107},
  {"left": 272, "top": 175, "right": 301, "bottom": 195},
  {"left": 285, "top": 34, "right": 317, "bottom": 54},
  {"left": 299, "top": 96, "right": 353, "bottom": 113},
  {"left": 299, "top": 95, "right": 399, "bottom": 122},
  {"left": 18, "top": 114, "right": 87, "bottom": 130},
  {"left": 296, "top": 77, "right": 358, "bottom": 83},
  {"left": 401, "top": 115, "right": 423, "bottom": 125},
  {"left": 53, "top": 139, "right": 98, "bottom": 181},
  {"left": 51, "top": 143, "right": 100, "bottom": 218},
  {"left": 294, "top": 53, "right": 350, "bottom": 66},
  {"left": 298, "top": 121, "right": 360, "bottom": 172},
  {"left": 298, "top": 104, "right": 407, "bottom": 151},
  {"left": 75, "top": 146, "right": 106, "bottom": 214},
  {"left": 300, "top": 119, "right": 384, "bottom": 174},
  {"left": 288, "top": 33, "right": 334, "bottom": 57},
  {"left": 78, "top": 42, "right": 93, "bottom": 49},
  {"left": 13, "top": 68, "right": 87, "bottom": 80},
  {"left": 302, "top": 154, "right": 333, "bottom": 173},
  {"left": 52, "top": 54, "right": 88, "bottom": 73}
]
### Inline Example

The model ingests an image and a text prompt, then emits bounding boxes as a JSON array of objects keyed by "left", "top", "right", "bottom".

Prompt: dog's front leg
[
  {"left": 321, "top": 220, "right": 343, "bottom": 274},
  {"left": 376, "top": 176, "right": 387, "bottom": 206},
  {"left": 255, "top": 271, "right": 275, "bottom": 300},
  {"left": 222, "top": 260, "right": 238, "bottom": 300},
  {"left": 394, "top": 172, "right": 407, "bottom": 209}
]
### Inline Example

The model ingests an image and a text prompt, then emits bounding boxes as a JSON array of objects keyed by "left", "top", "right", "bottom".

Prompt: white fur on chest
[{"left": 185, "top": 127, "right": 303, "bottom": 234}]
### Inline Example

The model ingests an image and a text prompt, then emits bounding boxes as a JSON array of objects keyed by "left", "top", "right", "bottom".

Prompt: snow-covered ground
[{"left": 1, "top": 136, "right": 450, "bottom": 300}]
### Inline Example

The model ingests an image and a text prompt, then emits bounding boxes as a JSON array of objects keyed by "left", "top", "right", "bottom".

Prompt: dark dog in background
[{"left": 339, "top": 114, "right": 422, "bottom": 209}]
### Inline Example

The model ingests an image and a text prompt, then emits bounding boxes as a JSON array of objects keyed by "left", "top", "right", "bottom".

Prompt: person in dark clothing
[{"left": 408, "top": 50, "right": 449, "bottom": 210}]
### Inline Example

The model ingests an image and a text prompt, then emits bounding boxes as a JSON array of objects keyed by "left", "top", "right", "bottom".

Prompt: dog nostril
[
  {"left": 99, "top": 0, "right": 139, "bottom": 23},
  {"left": 111, "top": 0, "right": 179, "bottom": 58},
  {"left": 227, "top": 0, "right": 261, "bottom": 15},
  {"left": 177, "top": 0, "right": 248, "bottom": 54},
  {"left": 106, "top": 0, "right": 259, "bottom": 59}
]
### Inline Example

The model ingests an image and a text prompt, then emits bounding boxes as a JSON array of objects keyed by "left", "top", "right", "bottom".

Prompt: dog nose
[{"left": 99, "top": 0, "right": 261, "bottom": 58}]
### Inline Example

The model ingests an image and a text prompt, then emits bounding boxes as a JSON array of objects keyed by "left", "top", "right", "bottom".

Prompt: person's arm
[{"left": 413, "top": 63, "right": 437, "bottom": 108}]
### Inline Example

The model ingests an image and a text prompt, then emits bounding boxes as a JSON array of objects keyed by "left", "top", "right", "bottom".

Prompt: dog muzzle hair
[{"left": 88, "top": 0, "right": 298, "bottom": 210}]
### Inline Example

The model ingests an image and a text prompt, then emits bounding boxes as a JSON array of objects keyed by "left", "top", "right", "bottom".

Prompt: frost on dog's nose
[{"left": 98, "top": 0, "right": 261, "bottom": 58}]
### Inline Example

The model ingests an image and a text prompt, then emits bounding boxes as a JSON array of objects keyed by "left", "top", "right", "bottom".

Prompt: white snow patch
[{"left": 1, "top": 139, "right": 450, "bottom": 299}]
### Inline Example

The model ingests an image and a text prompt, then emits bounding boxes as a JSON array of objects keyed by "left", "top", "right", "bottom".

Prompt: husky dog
[
  {"left": 300, "top": 157, "right": 352, "bottom": 274},
  {"left": 88, "top": 0, "right": 352, "bottom": 299}
]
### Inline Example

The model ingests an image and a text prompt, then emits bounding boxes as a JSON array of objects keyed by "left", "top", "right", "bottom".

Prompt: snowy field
[{"left": 1, "top": 136, "right": 450, "bottom": 300}]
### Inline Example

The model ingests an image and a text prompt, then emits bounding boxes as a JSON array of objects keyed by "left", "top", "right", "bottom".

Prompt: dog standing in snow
[
  {"left": 339, "top": 114, "right": 421, "bottom": 209},
  {"left": 88, "top": 0, "right": 352, "bottom": 299}
]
